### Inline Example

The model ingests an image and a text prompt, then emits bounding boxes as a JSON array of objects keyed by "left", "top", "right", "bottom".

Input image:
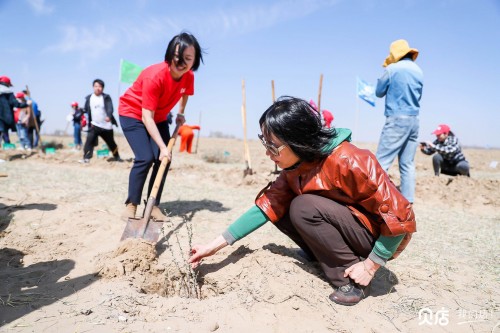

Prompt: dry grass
[{"left": 162, "top": 216, "right": 200, "bottom": 299}]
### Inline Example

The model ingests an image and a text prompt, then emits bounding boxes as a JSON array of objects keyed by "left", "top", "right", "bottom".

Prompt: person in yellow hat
[{"left": 374, "top": 39, "right": 423, "bottom": 204}]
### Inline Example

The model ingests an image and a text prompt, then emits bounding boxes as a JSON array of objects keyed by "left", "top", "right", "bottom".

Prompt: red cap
[
  {"left": 71, "top": 101, "right": 79, "bottom": 107},
  {"left": 15, "top": 92, "right": 25, "bottom": 99},
  {"left": 432, "top": 124, "right": 450, "bottom": 136},
  {"left": 0, "top": 76, "right": 13, "bottom": 87}
]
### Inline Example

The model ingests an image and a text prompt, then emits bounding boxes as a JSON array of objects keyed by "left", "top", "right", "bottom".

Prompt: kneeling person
[
  {"left": 420, "top": 124, "right": 470, "bottom": 177},
  {"left": 189, "top": 97, "right": 416, "bottom": 306}
]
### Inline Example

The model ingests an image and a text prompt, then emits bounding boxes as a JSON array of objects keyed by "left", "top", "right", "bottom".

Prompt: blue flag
[{"left": 357, "top": 77, "right": 376, "bottom": 107}]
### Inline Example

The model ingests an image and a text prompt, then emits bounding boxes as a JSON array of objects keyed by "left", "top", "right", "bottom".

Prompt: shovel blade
[{"left": 120, "top": 218, "right": 164, "bottom": 243}]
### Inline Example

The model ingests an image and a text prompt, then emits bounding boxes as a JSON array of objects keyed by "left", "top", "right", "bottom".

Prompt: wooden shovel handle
[
  {"left": 149, "top": 123, "right": 180, "bottom": 198},
  {"left": 25, "top": 85, "right": 42, "bottom": 140}
]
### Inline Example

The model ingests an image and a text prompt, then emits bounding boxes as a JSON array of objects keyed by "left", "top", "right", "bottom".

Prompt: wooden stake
[
  {"left": 317, "top": 74, "right": 323, "bottom": 114},
  {"left": 271, "top": 80, "right": 276, "bottom": 103},
  {"left": 271, "top": 80, "right": 280, "bottom": 175},
  {"left": 241, "top": 79, "right": 252, "bottom": 175},
  {"left": 194, "top": 110, "right": 202, "bottom": 154}
]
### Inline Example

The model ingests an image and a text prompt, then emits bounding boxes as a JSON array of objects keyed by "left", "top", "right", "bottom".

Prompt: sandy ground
[{"left": 0, "top": 134, "right": 499, "bottom": 333}]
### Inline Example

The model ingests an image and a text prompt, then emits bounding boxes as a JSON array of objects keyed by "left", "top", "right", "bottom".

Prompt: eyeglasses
[{"left": 258, "top": 134, "right": 286, "bottom": 156}]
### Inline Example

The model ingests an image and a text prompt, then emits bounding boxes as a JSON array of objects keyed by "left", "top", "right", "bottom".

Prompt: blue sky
[{"left": 1, "top": 0, "right": 499, "bottom": 147}]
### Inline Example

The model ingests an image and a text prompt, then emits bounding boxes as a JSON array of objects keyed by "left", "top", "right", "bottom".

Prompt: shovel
[
  {"left": 24, "top": 85, "right": 47, "bottom": 152},
  {"left": 120, "top": 123, "right": 180, "bottom": 243}
]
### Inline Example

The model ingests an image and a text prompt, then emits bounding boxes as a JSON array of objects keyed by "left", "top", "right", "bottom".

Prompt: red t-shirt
[{"left": 119, "top": 62, "right": 194, "bottom": 123}]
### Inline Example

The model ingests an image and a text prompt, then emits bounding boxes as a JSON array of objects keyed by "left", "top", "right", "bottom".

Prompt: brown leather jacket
[{"left": 255, "top": 141, "right": 416, "bottom": 259}]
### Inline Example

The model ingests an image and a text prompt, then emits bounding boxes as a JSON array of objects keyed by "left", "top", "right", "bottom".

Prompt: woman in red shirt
[{"left": 118, "top": 32, "right": 203, "bottom": 221}]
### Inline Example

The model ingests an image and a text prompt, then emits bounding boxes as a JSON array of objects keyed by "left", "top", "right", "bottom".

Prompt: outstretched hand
[
  {"left": 188, "top": 245, "right": 211, "bottom": 269},
  {"left": 187, "top": 235, "right": 229, "bottom": 269}
]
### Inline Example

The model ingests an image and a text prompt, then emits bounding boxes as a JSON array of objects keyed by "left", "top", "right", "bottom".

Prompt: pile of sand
[
  {"left": 96, "top": 238, "right": 201, "bottom": 298},
  {"left": 97, "top": 239, "right": 158, "bottom": 278}
]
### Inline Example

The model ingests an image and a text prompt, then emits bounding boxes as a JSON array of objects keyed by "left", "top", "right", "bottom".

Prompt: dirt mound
[
  {"left": 96, "top": 237, "right": 201, "bottom": 298},
  {"left": 97, "top": 239, "right": 158, "bottom": 278},
  {"left": 415, "top": 176, "right": 499, "bottom": 210}
]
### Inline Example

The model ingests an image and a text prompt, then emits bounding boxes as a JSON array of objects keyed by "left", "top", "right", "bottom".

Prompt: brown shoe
[
  {"left": 121, "top": 203, "right": 137, "bottom": 220},
  {"left": 329, "top": 283, "right": 370, "bottom": 306},
  {"left": 151, "top": 206, "right": 168, "bottom": 221}
]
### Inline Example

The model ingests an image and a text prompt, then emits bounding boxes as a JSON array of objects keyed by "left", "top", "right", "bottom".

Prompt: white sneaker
[{"left": 78, "top": 158, "right": 90, "bottom": 164}]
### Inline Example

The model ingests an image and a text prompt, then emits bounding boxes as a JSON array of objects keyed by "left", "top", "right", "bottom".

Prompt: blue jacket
[{"left": 376, "top": 58, "right": 423, "bottom": 117}]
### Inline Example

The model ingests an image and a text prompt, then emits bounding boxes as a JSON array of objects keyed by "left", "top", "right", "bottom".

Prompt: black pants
[
  {"left": 432, "top": 154, "right": 470, "bottom": 176},
  {"left": 273, "top": 194, "right": 375, "bottom": 287},
  {"left": 120, "top": 116, "right": 170, "bottom": 206},
  {"left": 27, "top": 127, "right": 35, "bottom": 148},
  {"left": 83, "top": 125, "right": 119, "bottom": 160}
]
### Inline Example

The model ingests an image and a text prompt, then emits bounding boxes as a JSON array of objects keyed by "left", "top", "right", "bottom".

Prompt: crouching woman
[{"left": 189, "top": 97, "right": 416, "bottom": 306}]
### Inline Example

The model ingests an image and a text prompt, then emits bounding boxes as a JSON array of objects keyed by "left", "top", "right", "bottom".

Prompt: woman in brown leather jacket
[{"left": 189, "top": 97, "right": 416, "bottom": 306}]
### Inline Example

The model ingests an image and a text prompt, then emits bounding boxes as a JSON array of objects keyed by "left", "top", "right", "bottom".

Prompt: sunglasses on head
[{"left": 258, "top": 134, "right": 286, "bottom": 156}]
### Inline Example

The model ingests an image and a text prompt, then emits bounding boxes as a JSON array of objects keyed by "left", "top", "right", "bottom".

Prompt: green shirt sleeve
[
  {"left": 368, "top": 234, "right": 405, "bottom": 266},
  {"left": 222, "top": 205, "right": 269, "bottom": 245}
]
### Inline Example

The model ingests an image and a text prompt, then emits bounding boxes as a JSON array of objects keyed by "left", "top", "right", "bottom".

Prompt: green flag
[{"left": 120, "top": 59, "right": 142, "bottom": 84}]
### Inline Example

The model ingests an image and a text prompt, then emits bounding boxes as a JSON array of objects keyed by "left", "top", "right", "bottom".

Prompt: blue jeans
[
  {"left": 73, "top": 123, "right": 82, "bottom": 146},
  {"left": 376, "top": 115, "right": 419, "bottom": 203},
  {"left": 120, "top": 116, "right": 171, "bottom": 206},
  {"left": 16, "top": 123, "right": 31, "bottom": 149}
]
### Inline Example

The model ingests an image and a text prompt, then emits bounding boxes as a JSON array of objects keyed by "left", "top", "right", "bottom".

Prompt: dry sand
[{"left": 0, "top": 134, "right": 499, "bottom": 333}]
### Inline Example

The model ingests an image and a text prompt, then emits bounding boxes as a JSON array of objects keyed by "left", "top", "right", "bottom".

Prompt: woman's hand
[
  {"left": 159, "top": 146, "right": 172, "bottom": 162},
  {"left": 344, "top": 259, "right": 380, "bottom": 286},
  {"left": 176, "top": 113, "right": 186, "bottom": 126},
  {"left": 189, "top": 245, "right": 213, "bottom": 269},
  {"left": 188, "top": 235, "right": 228, "bottom": 269}
]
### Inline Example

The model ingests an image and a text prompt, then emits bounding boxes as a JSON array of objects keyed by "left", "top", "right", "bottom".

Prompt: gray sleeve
[
  {"left": 368, "top": 251, "right": 388, "bottom": 266},
  {"left": 222, "top": 229, "right": 237, "bottom": 246}
]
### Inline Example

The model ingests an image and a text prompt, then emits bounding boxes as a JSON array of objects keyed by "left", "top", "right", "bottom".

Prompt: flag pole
[{"left": 118, "top": 59, "right": 123, "bottom": 103}]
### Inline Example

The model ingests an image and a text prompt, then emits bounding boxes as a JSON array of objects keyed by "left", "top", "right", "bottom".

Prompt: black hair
[
  {"left": 259, "top": 96, "right": 337, "bottom": 162},
  {"left": 22, "top": 90, "right": 27, "bottom": 94},
  {"left": 93, "top": 79, "right": 105, "bottom": 88},
  {"left": 164, "top": 32, "right": 204, "bottom": 72}
]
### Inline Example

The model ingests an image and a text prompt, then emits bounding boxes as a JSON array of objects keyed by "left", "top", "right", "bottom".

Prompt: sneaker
[
  {"left": 329, "top": 282, "right": 370, "bottom": 306},
  {"left": 151, "top": 206, "right": 167, "bottom": 221},
  {"left": 122, "top": 203, "right": 137, "bottom": 220},
  {"left": 78, "top": 158, "right": 90, "bottom": 164}
]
